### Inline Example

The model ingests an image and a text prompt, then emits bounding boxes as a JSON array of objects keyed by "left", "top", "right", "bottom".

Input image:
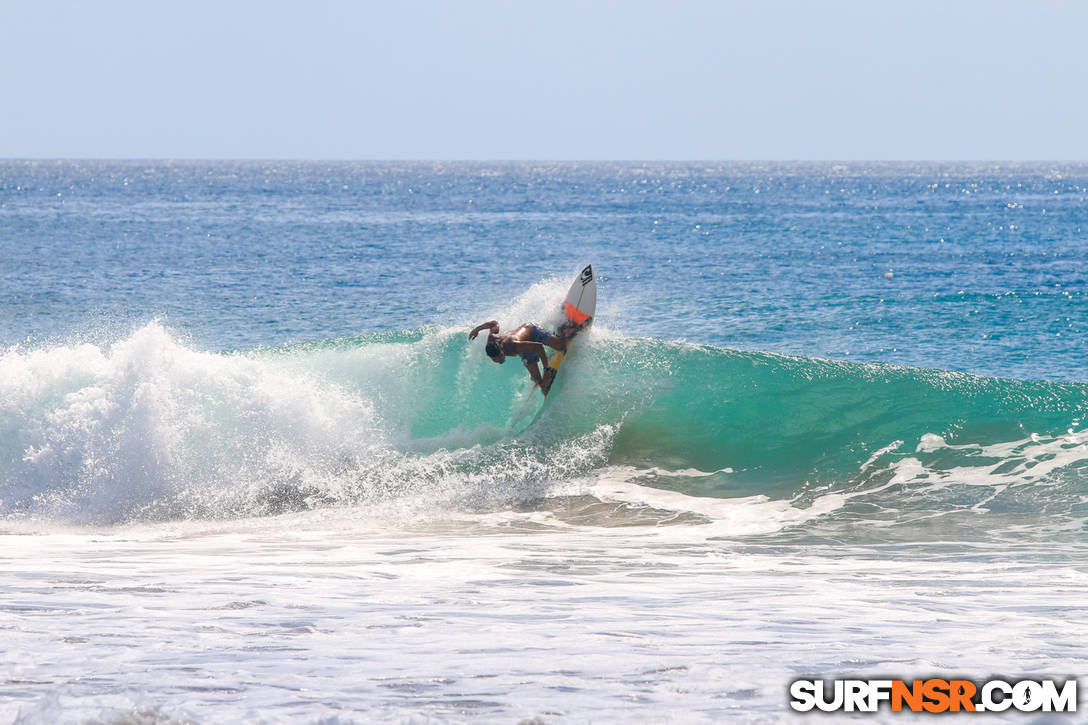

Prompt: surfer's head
[{"left": 485, "top": 338, "right": 505, "bottom": 363}]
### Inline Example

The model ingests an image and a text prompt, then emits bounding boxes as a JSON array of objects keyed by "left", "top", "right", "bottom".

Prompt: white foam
[
  {"left": 2, "top": 518, "right": 1080, "bottom": 724},
  {"left": 0, "top": 323, "right": 620, "bottom": 524},
  {"left": 582, "top": 467, "right": 846, "bottom": 537},
  {"left": 900, "top": 428, "right": 1088, "bottom": 490}
]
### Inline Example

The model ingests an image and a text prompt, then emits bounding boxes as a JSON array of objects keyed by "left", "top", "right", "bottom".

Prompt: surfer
[{"left": 468, "top": 320, "right": 569, "bottom": 394}]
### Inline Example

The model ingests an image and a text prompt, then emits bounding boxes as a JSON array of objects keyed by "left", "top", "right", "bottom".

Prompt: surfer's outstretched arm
[{"left": 468, "top": 320, "right": 499, "bottom": 340}]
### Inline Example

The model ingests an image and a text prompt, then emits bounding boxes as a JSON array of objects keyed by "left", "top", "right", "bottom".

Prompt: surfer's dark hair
[{"left": 485, "top": 340, "right": 502, "bottom": 359}]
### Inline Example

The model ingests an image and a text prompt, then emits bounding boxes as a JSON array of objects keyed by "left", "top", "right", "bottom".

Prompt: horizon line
[{"left": 3, "top": 158, "right": 1087, "bottom": 164}]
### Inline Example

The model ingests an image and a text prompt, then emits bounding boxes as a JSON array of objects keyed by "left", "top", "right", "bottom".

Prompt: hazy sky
[{"left": 2, "top": 1, "right": 1085, "bottom": 160}]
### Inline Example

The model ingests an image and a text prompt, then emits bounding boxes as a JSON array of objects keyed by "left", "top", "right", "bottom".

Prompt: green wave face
[
  {"left": 295, "top": 327, "right": 1088, "bottom": 495},
  {"left": 297, "top": 327, "right": 1088, "bottom": 542}
]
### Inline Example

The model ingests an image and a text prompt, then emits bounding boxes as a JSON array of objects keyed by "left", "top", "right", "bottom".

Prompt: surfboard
[{"left": 541, "top": 263, "right": 596, "bottom": 394}]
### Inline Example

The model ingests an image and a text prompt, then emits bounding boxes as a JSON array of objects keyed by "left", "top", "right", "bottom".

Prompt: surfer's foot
[
  {"left": 541, "top": 367, "right": 556, "bottom": 394},
  {"left": 560, "top": 317, "right": 592, "bottom": 339}
]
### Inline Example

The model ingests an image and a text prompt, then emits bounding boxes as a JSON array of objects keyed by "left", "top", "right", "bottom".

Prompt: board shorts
[{"left": 519, "top": 323, "right": 552, "bottom": 365}]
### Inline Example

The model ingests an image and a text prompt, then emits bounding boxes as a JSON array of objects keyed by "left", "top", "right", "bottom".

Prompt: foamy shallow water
[{"left": 2, "top": 507, "right": 1084, "bottom": 724}]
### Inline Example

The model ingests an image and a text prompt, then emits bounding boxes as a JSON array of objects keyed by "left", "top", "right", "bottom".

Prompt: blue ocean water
[
  {"left": 1, "top": 161, "right": 1087, "bottom": 723},
  {"left": 4, "top": 161, "right": 1087, "bottom": 377}
]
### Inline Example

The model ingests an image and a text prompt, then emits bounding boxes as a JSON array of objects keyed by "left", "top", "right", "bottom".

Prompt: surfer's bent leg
[
  {"left": 524, "top": 359, "right": 545, "bottom": 385},
  {"left": 544, "top": 333, "right": 567, "bottom": 352},
  {"left": 525, "top": 323, "right": 565, "bottom": 352}
]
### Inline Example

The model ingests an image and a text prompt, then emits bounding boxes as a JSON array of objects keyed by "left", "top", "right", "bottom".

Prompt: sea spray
[{"left": 0, "top": 323, "right": 618, "bottom": 523}]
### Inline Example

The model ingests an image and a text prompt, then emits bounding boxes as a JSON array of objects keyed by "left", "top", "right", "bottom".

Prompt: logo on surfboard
[{"left": 579, "top": 265, "right": 593, "bottom": 286}]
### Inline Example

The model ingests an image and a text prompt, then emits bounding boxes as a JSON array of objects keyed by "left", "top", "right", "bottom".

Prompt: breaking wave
[{"left": 3, "top": 317, "right": 1087, "bottom": 538}]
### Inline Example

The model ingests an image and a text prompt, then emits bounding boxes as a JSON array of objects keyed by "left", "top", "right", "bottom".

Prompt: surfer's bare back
[{"left": 469, "top": 320, "right": 568, "bottom": 395}]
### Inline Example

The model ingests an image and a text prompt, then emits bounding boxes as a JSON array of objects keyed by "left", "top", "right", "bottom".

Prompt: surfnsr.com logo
[{"left": 789, "top": 678, "right": 1077, "bottom": 713}]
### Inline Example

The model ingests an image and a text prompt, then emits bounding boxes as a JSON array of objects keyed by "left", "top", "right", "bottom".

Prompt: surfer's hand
[{"left": 469, "top": 320, "right": 499, "bottom": 340}]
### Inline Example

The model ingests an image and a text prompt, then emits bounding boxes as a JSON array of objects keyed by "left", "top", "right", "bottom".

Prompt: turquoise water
[{"left": 1, "top": 161, "right": 1086, "bottom": 723}]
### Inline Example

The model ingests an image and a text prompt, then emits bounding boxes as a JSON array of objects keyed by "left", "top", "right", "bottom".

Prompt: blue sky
[{"left": 2, "top": 0, "right": 1085, "bottom": 159}]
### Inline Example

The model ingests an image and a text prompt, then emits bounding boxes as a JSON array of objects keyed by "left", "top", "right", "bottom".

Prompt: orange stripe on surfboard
[{"left": 564, "top": 301, "right": 590, "bottom": 325}]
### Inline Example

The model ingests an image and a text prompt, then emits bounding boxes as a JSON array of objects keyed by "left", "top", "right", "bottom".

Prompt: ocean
[{"left": 1, "top": 161, "right": 1086, "bottom": 723}]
